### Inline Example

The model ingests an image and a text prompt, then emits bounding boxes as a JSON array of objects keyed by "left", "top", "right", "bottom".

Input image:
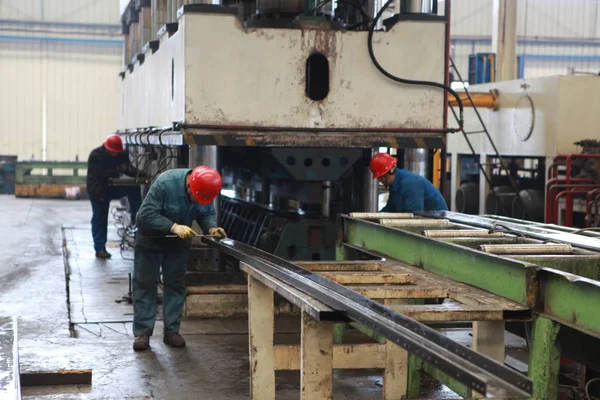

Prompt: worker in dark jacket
[
  {"left": 370, "top": 152, "right": 448, "bottom": 213},
  {"left": 132, "top": 166, "right": 227, "bottom": 352},
  {"left": 87, "top": 134, "right": 144, "bottom": 259}
]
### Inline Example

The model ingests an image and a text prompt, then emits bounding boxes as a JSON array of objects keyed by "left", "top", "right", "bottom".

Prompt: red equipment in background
[{"left": 546, "top": 141, "right": 600, "bottom": 227}]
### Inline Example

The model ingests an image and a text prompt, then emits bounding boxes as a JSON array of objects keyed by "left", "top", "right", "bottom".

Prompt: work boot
[
  {"left": 163, "top": 332, "right": 186, "bottom": 348},
  {"left": 95, "top": 249, "right": 112, "bottom": 259},
  {"left": 133, "top": 335, "right": 150, "bottom": 352}
]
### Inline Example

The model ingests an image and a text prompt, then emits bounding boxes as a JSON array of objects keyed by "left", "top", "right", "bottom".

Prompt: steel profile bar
[
  {"left": 423, "top": 229, "right": 505, "bottom": 238},
  {"left": 202, "top": 237, "right": 533, "bottom": 398},
  {"left": 349, "top": 212, "right": 414, "bottom": 219},
  {"left": 379, "top": 219, "right": 450, "bottom": 226}
]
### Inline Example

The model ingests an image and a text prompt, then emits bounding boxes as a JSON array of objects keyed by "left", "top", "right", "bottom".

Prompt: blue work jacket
[
  {"left": 136, "top": 169, "right": 217, "bottom": 249},
  {"left": 380, "top": 169, "right": 448, "bottom": 213}
]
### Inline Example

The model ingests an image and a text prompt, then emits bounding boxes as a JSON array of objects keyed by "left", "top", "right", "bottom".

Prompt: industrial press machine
[
  {"left": 114, "top": 2, "right": 600, "bottom": 398},
  {"left": 117, "top": 0, "right": 455, "bottom": 265}
]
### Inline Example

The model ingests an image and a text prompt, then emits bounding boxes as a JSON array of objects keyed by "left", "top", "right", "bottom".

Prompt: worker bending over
[
  {"left": 87, "top": 134, "right": 145, "bottom": 259},
  {"left": 370, "top": 152, "right": 448, "bottom": 213},
  {"left": 132, "top": 166, "right": 227, "bottom": 351}
]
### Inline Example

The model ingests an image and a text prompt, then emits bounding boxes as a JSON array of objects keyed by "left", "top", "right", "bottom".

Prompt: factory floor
[{"left": 0, "top": 195, "right": 528, "bottom": 399}]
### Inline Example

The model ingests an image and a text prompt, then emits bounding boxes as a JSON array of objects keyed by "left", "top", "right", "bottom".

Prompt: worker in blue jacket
[
  {"left": 132, "top": 166, "right": 227, "bottom": 352},
  {"left": 370, "top": 152, "right": 448, "bottom": 213}
]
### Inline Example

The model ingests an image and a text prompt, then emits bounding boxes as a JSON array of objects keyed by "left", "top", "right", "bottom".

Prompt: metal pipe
[
  {"left": 448, "top": 90, "right": 498, "bottom": 110},
  {"left": 0, "top": 34, "right": 123, "bottom": 45},
  {"left": 0, "top": 19, "right": 121, "bottom": 30},
  {"left": 380, "top": 218, "right": 450, "bottom": 226},
  {"left": 479, "top": 244, "right": 573, "bottom": 255},
  {"left": 555, "top": 188, "right": 600, "bottom": 227},
  {"left": 363, "top": 149, "right": 379, "bottom": 212},
  {"left": 423, "top": 229, "right": 505, "bottom": 238},
  {"left": 451, "top": 35, "right": 600, "bottom": 47},
  {"left": 545, "top": 179, "right": 596, "bottom": 223},
  {"left": 349, "top": 212, "right": 414, "bottom": 219}
]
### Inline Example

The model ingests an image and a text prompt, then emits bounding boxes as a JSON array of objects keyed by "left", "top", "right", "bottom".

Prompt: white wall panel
[
  {"left": 450, "top": 0, "right": 600, "bottom": 80},
  {"left": 0, "top": 0, "right": 120, "bottom": 25},
  {"left": 0, "top": 0, "right": 123, "bottom": 162}
]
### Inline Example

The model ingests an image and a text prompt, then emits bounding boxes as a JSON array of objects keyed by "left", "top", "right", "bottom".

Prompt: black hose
[{"left": 367, "top": 0, "right": 464, "bottom": 133}]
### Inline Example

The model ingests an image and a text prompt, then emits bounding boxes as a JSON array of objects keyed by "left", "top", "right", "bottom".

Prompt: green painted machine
[{"left": 336, "top": 211, "right": 600, "bottom": 400}]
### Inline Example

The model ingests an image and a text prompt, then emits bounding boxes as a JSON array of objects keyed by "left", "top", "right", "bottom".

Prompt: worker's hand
[
  {"left": 170, "top": 223, "right": 199, "bottom": 239},
  {"left": 208, "top": 227, "right": 227, "bottom": 239},
  {"left": 117, "top": 164, "right": 128, "bottom": 173}
]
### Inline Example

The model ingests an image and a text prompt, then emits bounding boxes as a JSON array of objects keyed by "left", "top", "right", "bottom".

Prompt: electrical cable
[{"left": 367, "top": 0, "right": 464, "bottom": 133}]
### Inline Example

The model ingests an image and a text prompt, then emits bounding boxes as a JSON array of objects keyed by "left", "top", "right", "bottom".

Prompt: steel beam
[
  {"left": 338, "top": 215, "right": 537, "bottom": 305},
  {"left": 203, "top": 237, "right": 533, "bottom": 398},
  {"left": 539, "top": 269, "right": 600, "bottom": 338}
]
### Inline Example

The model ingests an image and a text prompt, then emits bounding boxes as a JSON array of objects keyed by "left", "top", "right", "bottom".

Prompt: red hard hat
[
  {"left": 104, "top": 134, "right": 124, "bottom": 153},
  {"left": 189, "top": 166, "right": 222, "bottom": 205},
  {"left": 370, "top": 153, "right": 397, "bottom": 179}
]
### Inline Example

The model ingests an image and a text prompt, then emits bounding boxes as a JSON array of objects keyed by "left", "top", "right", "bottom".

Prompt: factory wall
[
  {"left": 0, "top": 0, "right": 123, "bottom": 162},
  {"left": 448, "top": 0, "right": 600, "bottom": 80}
]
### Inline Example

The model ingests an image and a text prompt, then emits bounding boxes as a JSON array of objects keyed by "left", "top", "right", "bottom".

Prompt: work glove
[
  {"left": 171, "top": 223, "right": 198, "bottom": 239},
  {"left": 208, "top": 227, "right": 227, "bottom": 239}
]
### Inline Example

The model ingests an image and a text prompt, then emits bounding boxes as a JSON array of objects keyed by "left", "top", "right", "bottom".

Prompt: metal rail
[
  {"left": 428, "top": 211, "right": 600, "bottom": 252},
  {"left": 202, "top": 237, "right": 533, "bottom": 398}
]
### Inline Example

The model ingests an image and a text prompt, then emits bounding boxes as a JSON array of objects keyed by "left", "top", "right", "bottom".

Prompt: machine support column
[
  {"left": 153, "top": 0, "right": 168, "bottom": 38},
  {"left": 404, "top": 149, "right": 429, "bottom": 178},
  {"left": 196, "top": 145, "right": 220, "bottom": 221},
  {"left": 492, "top": 0, "right": 518, "bottom": 81},
  {"left": 529, "top": 316, "right": 561, "bottom": 400},
  {"left": 322, "top": 180, "right": 332, "bottom": 217},
  {"left": 479, "top": 154, "right": 490, "bottom": 214},
  {"left": 362, "top": 148, "right": 378, "bottom": 212},
  {"left": 450, "top": 154, "right": 459, "bottom": 212}
]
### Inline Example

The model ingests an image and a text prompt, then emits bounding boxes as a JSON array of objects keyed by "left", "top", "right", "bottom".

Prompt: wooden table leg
[
  {"left": 248, "top": 276, "right": 275, "bottom": 400},
  {"left": 301, "top": 311, "right": 334, "bottom": 400},
  {"left": 383, "top": 298, "right": 408, "bottom": 400}
]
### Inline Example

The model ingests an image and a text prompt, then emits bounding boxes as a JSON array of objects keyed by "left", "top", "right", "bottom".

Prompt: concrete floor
[{"left": 0, "top": 195, "right": 527, "bottom": 399}]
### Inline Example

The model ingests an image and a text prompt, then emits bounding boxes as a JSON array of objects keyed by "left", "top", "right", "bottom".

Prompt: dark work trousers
[
  {"left": 132, "top": 244, "right": 189, "bottom": 336},
  {"left": 90, "top": 186, "right": 142, "bottom": 252}
]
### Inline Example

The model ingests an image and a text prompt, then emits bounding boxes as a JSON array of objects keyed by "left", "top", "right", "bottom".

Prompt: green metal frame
[
  {"left": 540, "top": 269, "right": 600, "bottom": 337},
  {"left": 336, "top": 214, "right": 600, "bottom": 400},
  {"left": 15, "top": 161, "right": 87, "bottom": 185},
  {"left": 338, "top": 215, "right": 537, "bottom": 305}
]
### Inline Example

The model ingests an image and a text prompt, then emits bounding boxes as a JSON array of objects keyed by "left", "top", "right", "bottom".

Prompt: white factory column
[{"left": 491, "top": 0, "right": 518, "bottom": 81}]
